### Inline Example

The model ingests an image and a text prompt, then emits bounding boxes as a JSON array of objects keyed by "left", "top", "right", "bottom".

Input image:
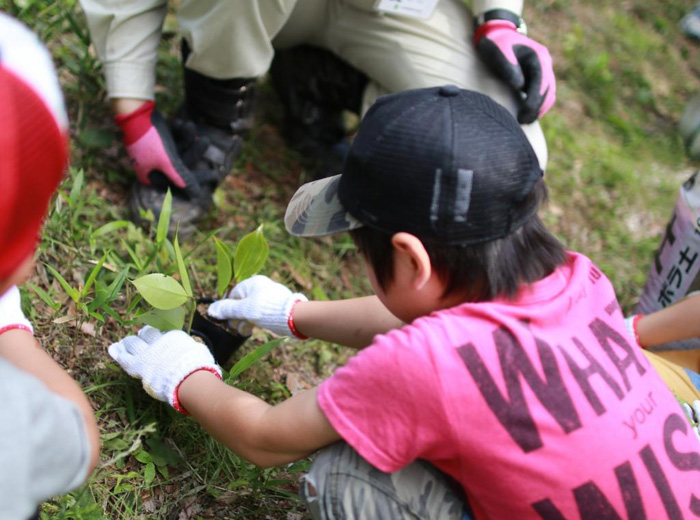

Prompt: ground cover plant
[{"left": 7, "top": 0, "right": 700, "bottom": 518}]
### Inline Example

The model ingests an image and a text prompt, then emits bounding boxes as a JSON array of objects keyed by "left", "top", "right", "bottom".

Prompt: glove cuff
[
  {"left": 114, "top": 101, "right": 156, "bottom": 146},
  {"left": 474, "top": 19, "right": 519, "bottom": 45},
  {"left": 0, "top": 286, "right": 34, "bottom": 335},
  {"left": 172, "top": 366, "right": 223, "bottom": 415},
  {"left": 287, "top": 298, "right": 308, "bottom": 339},
  {"left": 0, "top": 323, "right": 33, "bottom": 336},
  {"left": 266, "top": 293, "right": 308, "bottom": 337},
  {"left": 624, "top": 314, "right": 643, "bottom": 347}
]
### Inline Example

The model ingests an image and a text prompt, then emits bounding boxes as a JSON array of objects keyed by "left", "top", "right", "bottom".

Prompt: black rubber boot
[
  {"left": 269, "top": 45, "right": 368, "bottom": 179},
  {"left": 174, "top": 39, "right": 256, "bottom": 178},
  {"left": 129, "top": 40, "right": 257, "bottom": 236}
]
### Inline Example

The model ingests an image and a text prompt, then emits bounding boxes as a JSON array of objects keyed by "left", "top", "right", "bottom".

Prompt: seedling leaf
[
  {"left": 155, "top": 189, "right": 172, "bottom": 245},
  {"left": 138, "top": 307, "right": 186, "bottom": 331},
  {"left": 234, "top": 224, "right": 269, "bottom": 283},
  {"left": 214, "top": 237, "right": 233, "bottom": 297},
  {"left": 132, "top": 274, "right": 189, "bottom": 310}
]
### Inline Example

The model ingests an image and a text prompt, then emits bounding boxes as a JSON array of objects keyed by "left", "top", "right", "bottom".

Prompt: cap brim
[{"left": 284, "top": 174, "right": 363, "bottom": 237}]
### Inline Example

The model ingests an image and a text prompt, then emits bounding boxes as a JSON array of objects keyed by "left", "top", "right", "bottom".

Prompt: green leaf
[
  {"left": 138, "top": 306, "right": 186, "bottom": 331},
  {"left": 45, "top": 264, "right": 80, "bottom": 303},
  {"left": 120, "top": 239, "right": 144, "bottom": 271},
  {"left": 214, "top": 237, "right": 233, "bottom": 297},
  {"left": 89, "top": 266, "right": 130, "bottom": 311},
  {"left": 155, "top": 189, "right": 172, "bottom": 245},
  {"left": 26, "top": 283, "right": 60, "bottom": 311},
  {"left": 90, "top": 220, "right": 130, "bottom": 240},
  {"left": 234, "top": 224, "right": 269, "bottom": 283},
  {"left": 173, "top": 234, "right": 192, "bottom": 297},
  {"left": 69, "top": 169, "right": 84, "bottom": 207},
  {"left": 133, "top": 450, "right": 153, "bottom": 464},
  {"left": 132, "top": 274, "right": 189, "bottom": 310},
  {"left": 81, "top": 251, "right": 109, "bottom": 298},
  {"left": 146, "top": 437, "right": 183, "bottom": 467},
  {"left": 227, "top": 338, "right": 283, "bottom": 382}
]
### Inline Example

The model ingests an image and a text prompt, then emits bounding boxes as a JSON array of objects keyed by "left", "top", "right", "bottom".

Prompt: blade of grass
[
  {"left": 156, "top": 189, "right": 172, "bottom": 245},
  {"left": 226, "top": 338, "right": 283, "bottom": 382}
]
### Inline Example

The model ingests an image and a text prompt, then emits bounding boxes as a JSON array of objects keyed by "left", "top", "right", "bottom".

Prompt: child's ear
[{"left": 391, "top": 233, "right": 432, "bottom": 290}]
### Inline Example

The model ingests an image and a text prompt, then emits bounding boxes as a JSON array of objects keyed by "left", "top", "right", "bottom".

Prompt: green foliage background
[{"left": 5, "top": 0, "right": 700, "bottom": 518}]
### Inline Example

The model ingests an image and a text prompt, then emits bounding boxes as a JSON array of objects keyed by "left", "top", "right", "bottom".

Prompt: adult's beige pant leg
[
  {"left": 274, "top": 0, "right": 547, "bottom": 168},
  {"left": 178, "top": 0, "right": 299, "bottom": 79}
]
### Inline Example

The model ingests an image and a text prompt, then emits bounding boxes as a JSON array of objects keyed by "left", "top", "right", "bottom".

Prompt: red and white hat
[{"left": 0, "top": 13, "right": 69, "bottom": 279}]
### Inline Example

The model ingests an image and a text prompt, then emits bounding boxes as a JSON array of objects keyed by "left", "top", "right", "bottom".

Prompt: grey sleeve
[{"left": 0, "top": 358, "right": 92, "bottom": 520}]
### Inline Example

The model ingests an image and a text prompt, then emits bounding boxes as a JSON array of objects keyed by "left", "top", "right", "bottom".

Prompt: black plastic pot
[{"left": 189, "top": 298, "right": 249, "bottom": 365}]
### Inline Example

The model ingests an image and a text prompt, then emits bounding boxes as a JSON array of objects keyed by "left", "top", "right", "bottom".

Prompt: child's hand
[
  {"left": 207, "top": 275, "right": 307, "bottom": 337},
  {"left": 0, "top": 285, "right": 33, "bottom": 336},
  {"left": 108, "top": 326, "right": 221, "bottom": 414}
]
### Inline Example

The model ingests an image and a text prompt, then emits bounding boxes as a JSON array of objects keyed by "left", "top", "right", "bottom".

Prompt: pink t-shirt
[{"left": 318, "top": 252, "right": 700, "bottom": 520}]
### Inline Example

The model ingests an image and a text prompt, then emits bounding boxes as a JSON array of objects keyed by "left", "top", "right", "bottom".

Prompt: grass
[{"left": 7, "top": 0, "right": 700, "bottom": 517}]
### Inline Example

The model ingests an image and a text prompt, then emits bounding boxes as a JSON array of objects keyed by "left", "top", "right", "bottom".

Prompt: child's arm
[
  {"left": 109, "top": 327, "right": 341, "bottom": 467},
  {"left": 629, "top": 292, "right": 700, "bottom": 348},
  {"left": 178, "top": 372, "right": 339, "bottom": 467},
  {"left": 0, "top": 330, "right": 101, "bottom": 472},
  {"left": 292, "top": 298, "right": 403, "bottom": 348},
  {"left": 207, "top": 275, "right": 404, "bottom": 348},
  {"left": 0, "top": 286, "right": 100, "bottom": 475}
]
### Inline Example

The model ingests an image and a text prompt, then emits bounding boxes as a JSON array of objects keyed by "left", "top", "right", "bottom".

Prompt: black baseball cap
[{"left": 284, "top": 85, "right": 543, "bottom": 245}]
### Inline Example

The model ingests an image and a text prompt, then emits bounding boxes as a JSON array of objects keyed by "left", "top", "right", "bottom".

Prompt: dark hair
[{"left": 350, "top": 180, "right": 567, "bottom": 302}]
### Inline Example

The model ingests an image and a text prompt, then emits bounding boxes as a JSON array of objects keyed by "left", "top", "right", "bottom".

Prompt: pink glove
[
  {"left": 114, "top": 101, "right": 202, "bottom": 198},
  {"left": 475, "top": 18, "right": 555, "bottom": 124},
  {"left": 0, "top": 285, "right": 33, "bottom": 336}
]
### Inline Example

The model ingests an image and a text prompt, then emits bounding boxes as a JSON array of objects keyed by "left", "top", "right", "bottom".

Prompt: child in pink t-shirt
[{"left": 109, "top": 86, "right": 700, "bottom": 519}]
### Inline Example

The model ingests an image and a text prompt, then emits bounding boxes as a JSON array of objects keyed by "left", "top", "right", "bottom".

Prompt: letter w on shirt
[{"left": 457, "top": 326, "right": 582, "bottom": 453}]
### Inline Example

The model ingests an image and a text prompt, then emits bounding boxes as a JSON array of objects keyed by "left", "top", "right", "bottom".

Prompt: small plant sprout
[{"left": 131, "top": 223, "right": 270, "bottom": 334}]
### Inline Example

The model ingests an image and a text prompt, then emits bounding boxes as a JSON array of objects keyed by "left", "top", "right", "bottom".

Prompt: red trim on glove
[
  {"left": 172, "top": 367, "right": 222, "bottom": 415},
  {"left": 474, "top": 19, "right": 518, "bottom": 45},
  {"left": 0, "top": 324, "right": 33, "bottom": 336},
  {"left": 287, "top": 299, "right": 308, "bottom": 339},
  {"left": 114, "top": 101, "right": 155, "bottom": 146},
  {"left": 631, "top": 314, "right": 644, "bottom": 347}
]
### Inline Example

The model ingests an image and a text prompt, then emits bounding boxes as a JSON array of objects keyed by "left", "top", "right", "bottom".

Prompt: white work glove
[
  {"left": 681, "top": 400, "right": 700, "bottom": 443},
  {"left": 108, "top": 326, "right": 221, "bottom": 414},
  {"left": 207, "top": 275, "right": 308, "bottom": 337},
  {"left": 0, "top": 285, "right": 33, "bottom": 335}
]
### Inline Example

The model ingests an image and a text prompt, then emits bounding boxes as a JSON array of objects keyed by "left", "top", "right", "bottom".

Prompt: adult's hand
[
  {"left": 114, "top": 101, "right": 205, "bottom": 198},
  {"left": 207, "top": 275, "right": 308, "bottom": 338},
  {"left": 475, "top": 16, "right": 555, "bottom": 124}
]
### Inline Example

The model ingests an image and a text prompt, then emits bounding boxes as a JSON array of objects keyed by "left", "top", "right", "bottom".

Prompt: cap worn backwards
[
  {"left": 0, "top": 14, "right": 69, "bottom": 279},
  {"left": 284, "top": 85, "right": 543, "bottom": 245}
]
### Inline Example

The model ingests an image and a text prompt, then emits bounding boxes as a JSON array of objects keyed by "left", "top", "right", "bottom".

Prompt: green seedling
[{"left": 131, "top": 217, "right": 270, "bottom": 333}]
